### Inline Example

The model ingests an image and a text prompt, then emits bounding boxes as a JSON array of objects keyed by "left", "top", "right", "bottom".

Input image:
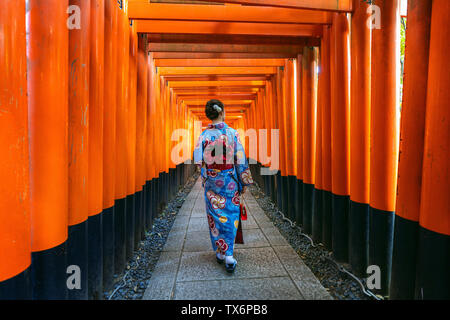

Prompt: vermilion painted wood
[
  {"left": 175, "top": 0, "right": 352, "bottom": 12},
  {"left": 350, "top": 0, "right": 371, "bottom": 205},
  {"left": 396, "top": 0, "right": 432, "bottom": 222},
  {"left": 128, "top": 1, "right": 332, "bottom": 24},
  {"left": 127, "top": 22, "right": 138, "bottom": 196},
  {"left": 28, "top": 0, "right": 69, "bottom": 252},
  {"left": 152, "top": 52, "right": 299, "bottom": 59},
  {"left": 284, "top": 59, "right": 298, "bottom": 177},
  {"left": 420, "top": 0, "right": 450, "bottom": 236},
  {"left": 103, "top": 0, "right": 118, "bottom": 210},
  {"left": 155, "top": 59, "right": 285, "bottom": 67},
  {"left": 88, "top": 0, "right": 105, "bottom": 217},
  {"left": 158, "top": 67, "right": 277, "bottom": 76},
  {"left": 115, "top": 7, "right": 129, "bottom": 201},
  {"left": 69, "top": 0, "right": 91, "bottom": 227},
  {"left": 330, "top": 13, "right": 350, "bottom": 197},
  {"left": 136, "top": 35, "right": 148, "bottom": 192},
  {"left": 0, "top": 0, "right": 31, "bottom": 282},
  {"left": 370, "top": 0, "right": 400, "bottom": 212},
  {"left": 149, "top": 43, "right": 305, "bottom": 54},
  {"left": 301, "top": 47, "right": 318, "bottom": 186},
  {"left": 147, "top": 34, "right": 321, "bottom": 46},
  {"left": 321, "top": 26, "right": 332, "bottom": 193},
  {"left": 136, "top": 20, "right": 323, "bottom": 37}
]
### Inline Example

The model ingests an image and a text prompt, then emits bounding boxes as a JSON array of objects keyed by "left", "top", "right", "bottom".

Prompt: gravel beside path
[{"left": 105, "top": 172, "right": 200, "bottom": 300}]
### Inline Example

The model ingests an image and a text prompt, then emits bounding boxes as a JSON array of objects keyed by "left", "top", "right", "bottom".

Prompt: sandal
[
  {"left": 225, "top": 261, "right": 237, "bottom": 273},
  {"left": 216, "top": 253, "right": 225, "bottom": 264}
]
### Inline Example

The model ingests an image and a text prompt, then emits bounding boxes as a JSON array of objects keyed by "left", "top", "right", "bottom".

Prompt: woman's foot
[
  {"left": 216, "top": 252, "right": 225, "bottom": 264},
  {"left": 225, "top": 256, "right": 237, "bottom": 273}
]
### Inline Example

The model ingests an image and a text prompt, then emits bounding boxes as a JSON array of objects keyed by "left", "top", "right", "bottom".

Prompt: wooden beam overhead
[
  {"left": 136, "top": 20, "right": 323, "bottom": 37},
  {"left": 164, "top": 75, "right": 270, "bottom": 81},
  {"left": 183, "top": 99, "right": 255, "bottom": 104},
  {"left": 149, "top": 43, "right": 304, "bottom": 54},
  {"left": 173, "top": 88, "right": 261, "bottom": 94},
  {"left": 181, "top": 0, "right": 353, "bottom": 12},
  {"left": 147, "top": 34, "right": 320, "bottom": 45},
  {"left": 168, "top": 80, "right": 266, "bottom": 88},
  {"left": 158, "top": 66, "right": 277, "bottom": 75},
  {"left": 128, "top": 2, "right": 332, "bottom": 24},
  {"left": 187, "top": 106, "right": 249, "bottom": 111},
  {"left": 152, "top": 52, "right": 298, "bottom": 59},
  {"left": 155, "top": 58, "right": 286, "bottom": 67},
  {"left": 178, "top": 95, "right": 257, "bottom": 101}
]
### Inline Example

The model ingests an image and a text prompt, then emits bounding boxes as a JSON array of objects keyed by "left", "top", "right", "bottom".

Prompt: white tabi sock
[
  {"left": 216, "top": 252, "right": 224, "bottom": 260},
  {"left": 225, "top": 256, "right": 236, "bottom": 265}
]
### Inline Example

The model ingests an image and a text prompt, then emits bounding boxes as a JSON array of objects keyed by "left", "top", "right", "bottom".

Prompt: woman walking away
[{"left": 194, "top": 99, "right": 254, "bottom": 273}]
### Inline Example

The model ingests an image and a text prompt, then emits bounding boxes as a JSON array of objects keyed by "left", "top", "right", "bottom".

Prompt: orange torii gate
[{"left": 0, "top": 0, "right": 448, "bottom": 301}]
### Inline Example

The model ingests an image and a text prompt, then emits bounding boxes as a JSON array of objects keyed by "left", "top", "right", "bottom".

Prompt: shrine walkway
[{"left": 143, "top": 178, "right": 332, "bottom": 300}]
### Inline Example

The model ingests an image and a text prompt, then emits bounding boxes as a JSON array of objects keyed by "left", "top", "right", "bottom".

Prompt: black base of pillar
[
  {"left": 0, "top": 267, "right": 31, "bottom": 300},
  {"left": 31, "top": 241, "right": 68, "bottom": 300},
  {"left": 87, "top": 212, "right": 103, "bottom": 300},
  {"left": 389, "top": 215, "right": 418, "bottom": 300},
  {"left": 125, "top": 194, "right": 135, "bottom": 261},
  {"left": 141, "top": 183, "right": 147, "bottom": 235},
  {"left": 312, "top": 188, "right": 323, "bottom": 243},
  {"left": 302, "top": 183, "right": 315, "bottom": 235},
  {"left": 414, "top": 226, "right": 450, "bottom": 300},
  {"left": 151, "top": 177, "right": 157, "bottom": 221},
  {"left": 263, "top": 170, "right": 271, "bottom": 196},
  {"left": 281, "top": 176, "right": 289, "bottom": 216},
  {"left": 144, "top": 181, "right": 151, "bottom": 232},
  {"left": 287, "top": 175, "right": 297, "bottom": 221},
  {"left": 275, "top": 172, "right": 282, "bottom": 210},
  {"left": 114, "top": 197, "right": 127, "bottom": 274},
  {"left": 348, "top": 201, "right": 370, "bottom": 277},
  {"left": 332, "top": 194, "right": 350, "bottom": 263},
  {"left": 295, "top": 179, "right": 303, "bottom": 226},
  {"left": 102, "top": 205, "right": 114, "bottom": 291},
  {"left": 163, "top": 171, "right": 169, "bottom": 205},
  {"left": 134, "top": 190, "right": 143, "bottom": 248},
  {"left": 270, "top": 174, "right": 277, "bottom": 204},
  {"left": 67, "top": 221, "right": 88, "bottom": 299},
  {"left": 369, "top": 206, "right": 394, "bottom": 296},
  {"left": 158, "top": 172, "right": 167, "bottom": 214},
  {"left": 322, "top": 190, "right": 332, "bottom": 250},
  {"left": 168, "top": 168, "right": 175, "bottom": 201}
]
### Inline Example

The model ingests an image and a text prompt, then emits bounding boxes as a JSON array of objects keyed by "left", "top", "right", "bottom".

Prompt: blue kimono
[{"left": 193, "top": 122, "right": 254, "bottom": 257}]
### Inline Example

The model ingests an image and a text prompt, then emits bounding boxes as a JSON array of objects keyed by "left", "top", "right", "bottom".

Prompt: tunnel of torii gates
[{"left": 0, "top": 0, "right": 448, "bottom": 300}]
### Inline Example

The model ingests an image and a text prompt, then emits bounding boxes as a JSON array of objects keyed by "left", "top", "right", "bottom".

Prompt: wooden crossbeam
[
  {"left": 173, "top": 87, "right": 261, "bottom": 93},
  {"left": 158, "top": 66, "right": 277, "bottom": 76},
  {"left": 136, "top": 20, "right": 323, "bottom": 37},
  {"left": 155, "top": 58, "right": 285, "bottom": 67},
  {"left": 149, "top": 43, "right": 304, "bottom": 54},
  {"left": 147, "top": 34, "right": 320, "bottom": 45},
  {"left": 128, "top": 2, "right": 332, "bottom": 24},
  {"left": 164, "top": 75, "right": 270, "bottom": 81},
  {"left": 152, "top": 52, "right": 298, "bottom": 59},
  {"left": 179, "top": 0, "right": 353, "bottom": 12},
  {"left": 168, "top": 80, "right": 266, "bottom": 88},
  {"left": 183, "top": 99, "right": 255, "bottom": 104}
]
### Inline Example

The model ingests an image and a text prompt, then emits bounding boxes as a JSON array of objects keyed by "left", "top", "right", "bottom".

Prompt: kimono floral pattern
[
  {"left": 193, "top": 122, "right": 254, "bottom": 256},
  {"left": 232, "top": 191, "right": 240, "bottom": 206},
  {"left": 240, "top": 168, "right": 254, "bottom": 185},
  {"left": 206, "top": 190, "right": 226, "bottom": 210}
]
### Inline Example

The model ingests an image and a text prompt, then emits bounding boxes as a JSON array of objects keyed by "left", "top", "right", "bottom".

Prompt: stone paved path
[{"left": 143, "top": 178, "right": 332, "bottom": 300}]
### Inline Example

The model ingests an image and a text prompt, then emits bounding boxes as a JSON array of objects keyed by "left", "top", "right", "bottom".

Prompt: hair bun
[{"left": 205, "top": 99, "right": 224, "bottom": 121}]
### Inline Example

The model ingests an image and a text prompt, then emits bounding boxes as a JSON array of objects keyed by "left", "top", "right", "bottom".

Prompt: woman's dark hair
[{"left": 205, "top": 99, "right": 224, "bottom": 121}]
